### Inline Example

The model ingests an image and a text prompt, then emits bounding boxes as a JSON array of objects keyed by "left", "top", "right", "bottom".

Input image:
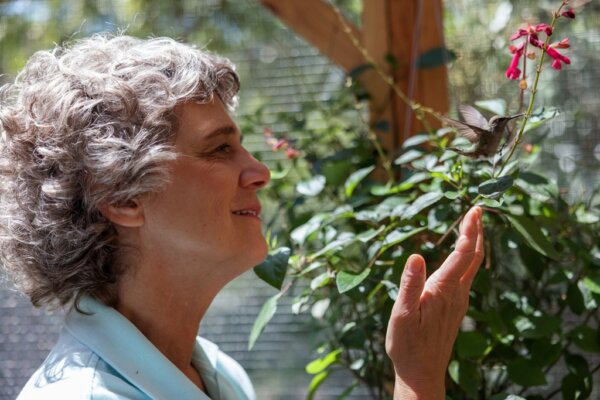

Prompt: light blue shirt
[{"left": 18, "top": 296, "right": 256, "bottom": 400}]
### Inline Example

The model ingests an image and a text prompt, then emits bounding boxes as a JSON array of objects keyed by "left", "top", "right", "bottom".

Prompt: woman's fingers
[
  {"left": 393, "top": 254, "right": 426, "bottom": 317},
  {"left": 461, "top": 212, "right": 484, "bottom": 285},
  {"left": 433, "top": 207, "right": 481, "bottom": 283}
]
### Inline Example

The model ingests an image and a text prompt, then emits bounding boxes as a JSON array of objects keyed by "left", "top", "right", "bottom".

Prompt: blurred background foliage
[{"left": 1, "top": 0, "right": 599, "bottom": 399}]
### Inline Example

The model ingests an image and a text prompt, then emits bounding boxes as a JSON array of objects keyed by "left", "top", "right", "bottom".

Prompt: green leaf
[
  {"left": 311, "top": 234, "right": 356, "bottom": 258},
  {"left": 523, "top": 107, "right": 559, "bottom": 133},
  {"left": 269, "top": 168, "right": 289, "bottom": 180},
  {"left": 568, "top": 325, "right": 600, "bottom": 353},
  {"left": 519, "top": 171, "right": 549, "bottom": 185},
  {"left": 380, "top": 227, "right": 426, "bottom": 254},
  {"left": 506, "top": 214, "right": 560, "bottom": 260},
  {"left": 248, "top": 295, "right": 278, "bottom": 350},
  {"left": 448, "top": 359, "right": 481, "bottom": 398},
  {"left": 296, "top": 175, "right": 326, "bottom": 196},
  {"left": 402, "top": 134, "right": 430, "bottom": 148},
  {"left": 456, "top": 331, "right": 489, "bottom": 358},
  {"left": 306, "top": 349, "right": 342, "bottom": 374},
  {"left": 561, "top": 373, "right": 592, "bottom": 400},
  {"left": 291, "top": 214, "right": 327, "bottom": 244},
  {"left": 336, "top": 268, "right": 371, "bottom": 294},
  {"left": 507, "top": 358, "right": 547, "bottom": 386},
  {"left": 344, "top": 166, "right": 375, "bottom": 198},
  {"left": 307, "top": 371, "right": 329, "bottom": 400},
  {"left": 348, "top": 63, "right": 374, "bottom": 79},
  {"left": 582, "top": 275, "right": 600, "bottom": 294},
  {"left": 474, "top": 99, "right": 507, "bottom": 116},
  {"left": 402, "top": 192, "right": 444, "bottom": 219},
  {"left": 394, "top": 149, "right": 423, "bottom": 165},
  {"left": 253, "top": 247, "right": 290, "bottom": 290},
  {"left": 478, "top": 175, "right": 514, "bottom": 197},
  {"left": 567, "top": 283, "right": 586, "bottom": 315},
  {"left": 416, "top": 47, "right": 456, "bottom": 69},
  {"left": 515, "top": 314, "right": 561, "bottom": 338}
]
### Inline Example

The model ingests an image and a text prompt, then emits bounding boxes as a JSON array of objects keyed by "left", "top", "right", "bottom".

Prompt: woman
[{"left": 0, "top": 35, "right": 483, "bottom": 399}]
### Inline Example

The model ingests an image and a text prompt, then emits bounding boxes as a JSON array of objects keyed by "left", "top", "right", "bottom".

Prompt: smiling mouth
[{"left": 232, "top": 210, "right": 259, "bottom": 217}]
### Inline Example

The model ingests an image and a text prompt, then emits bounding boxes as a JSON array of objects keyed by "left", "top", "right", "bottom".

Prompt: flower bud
[
  {"left": 561, "top": 8, "right": 575, "bottom": 19},
  {"left": 519, "top": 79, "right": 528, "bottom": 90}
]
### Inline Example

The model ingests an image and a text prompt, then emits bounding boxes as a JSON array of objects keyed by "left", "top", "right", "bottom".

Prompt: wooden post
[{"left": 260, "top": 0, "right": 449, "bottom": 158}]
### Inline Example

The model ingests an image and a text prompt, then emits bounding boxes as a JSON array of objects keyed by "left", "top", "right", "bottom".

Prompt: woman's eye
[{"left": 211, "top": 143, "right": 232, "bottom": 155}]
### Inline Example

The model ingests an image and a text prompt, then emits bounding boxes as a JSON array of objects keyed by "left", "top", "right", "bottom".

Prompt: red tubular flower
[
  {"left": 506, "top": 50, "right": 523, "bottom": 80},
  {"left": 534, "top": 23, "right": 553, "bottom": 36},
  {"left": 546, "top": 46, "right": 571, "bottom": 69},
  {"left": 510, "top": 28, "right": 528, "bottom": 41},
  {"left": 561, "top": 8, "right": 576, "bottom": 19},
  {"left": 505, "top": 43, "right": 524, "bottom": 80},
  {"left": 529, "top": 36, "right": 545, "bottom": 49}
]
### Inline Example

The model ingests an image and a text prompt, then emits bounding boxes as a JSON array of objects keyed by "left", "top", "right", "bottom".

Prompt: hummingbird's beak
[{"left": 508, "top": 113, "right": 525, "bottom": 119}]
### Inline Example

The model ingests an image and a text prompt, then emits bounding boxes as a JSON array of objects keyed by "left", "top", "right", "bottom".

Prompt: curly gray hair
[{"left": 0, "top": 34, "right": 240, "bottom": 309}]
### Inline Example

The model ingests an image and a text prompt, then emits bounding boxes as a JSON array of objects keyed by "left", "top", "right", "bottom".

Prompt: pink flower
[
  {"left": 506, "top": 43, "right": 524, "bottom": 80},
  {"left": 272, "top": 139, "right": 289, "bottom": 151},
  {"left": 561, "top": 8, "right": 575, "bottom": 19},
  {"left": 285, "top": 147, "right": 300, "bottom": 159},
  {"left": 510, "top": 24, "right": 553, "bottom": 41}
]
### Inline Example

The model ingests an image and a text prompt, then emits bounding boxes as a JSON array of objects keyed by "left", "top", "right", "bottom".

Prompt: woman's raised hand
[{"left": 386, "top": 206, "right": 484, "bottom": 400}]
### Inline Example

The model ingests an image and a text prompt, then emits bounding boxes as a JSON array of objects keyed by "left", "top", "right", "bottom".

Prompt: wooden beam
[
  {"left": 389, "top": 0, "right": 449, "bottom": 142},
  {"left": 260, "top": 0, "right": 365, "bottom": 73},
  {"left": 362, "top": 0, "right": 395, "bottom": 155}
]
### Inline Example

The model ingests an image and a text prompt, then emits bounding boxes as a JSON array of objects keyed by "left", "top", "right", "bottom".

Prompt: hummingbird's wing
[
  {"left": 440, "top": 116, "right": 482, "bottom": 144},
  {"left": 459, "top": 105, "right": 489, "bottom": 131}
]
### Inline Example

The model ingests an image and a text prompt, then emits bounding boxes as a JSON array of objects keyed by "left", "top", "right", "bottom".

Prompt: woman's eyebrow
[{"left": 202, "top": 125, "right": 238, "bottom": 141}]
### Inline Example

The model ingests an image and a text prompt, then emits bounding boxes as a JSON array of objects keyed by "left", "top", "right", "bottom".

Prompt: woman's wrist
[{"left": 393, "top": 375, "right": 445, "bottom": 400}]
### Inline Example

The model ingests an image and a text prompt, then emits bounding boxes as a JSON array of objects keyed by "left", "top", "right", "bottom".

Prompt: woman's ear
[{"left": 98, "top": 199, "right": 144, "bottom": 228}]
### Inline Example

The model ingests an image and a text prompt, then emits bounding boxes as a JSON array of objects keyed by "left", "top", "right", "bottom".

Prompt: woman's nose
[{"left": 239, "top": 149, "right": 270, "bottom": 190}]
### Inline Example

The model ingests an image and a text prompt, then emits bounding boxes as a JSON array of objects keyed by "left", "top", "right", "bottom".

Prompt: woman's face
[{"left": 139, "top": 98, "right": 270, "bottom": 277}]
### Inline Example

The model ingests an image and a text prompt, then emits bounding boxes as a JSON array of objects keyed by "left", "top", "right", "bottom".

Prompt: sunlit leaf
[
  {"left": 394, "top": 149, "right": 423, "bottom": 165},
  {"left": 336, "top": 268, "right": 371, "bottom": 293},
  {"left": 306, "top": 349, "right": 342, "bottom": 374},
  {"left": 307, "top": 371, "right": 329, "bottom": 400},
  {"left": 582, "top": 275, "right": 600, "bottom": 294},
  {"left": 344, "top": 165, "right": 375, "bottom": 198},
  {"left": 296, "top": 175, "right": 326, "bottom": 196},
  {"left": 402, "top": 134, "right": 430, "bottom": 148},
  {"left": 523, "top": 107, "right": 559, "bottom": 133},
  {"left": 380, "top": 227, "right": 426, "bottom": 254},
  {"left": 402, "top": 192, "right": 444, "bottom": 219},
  {"left": 248, "top": 295, "right": 278, "bottom": 350},
  {"left": 474, "top": 99, "right": 507, "bottom": 116}
]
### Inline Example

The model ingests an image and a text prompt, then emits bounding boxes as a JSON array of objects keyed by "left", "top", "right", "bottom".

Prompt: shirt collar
[{"left": 65, "top": 296, "right": 212, "bottom": 400}]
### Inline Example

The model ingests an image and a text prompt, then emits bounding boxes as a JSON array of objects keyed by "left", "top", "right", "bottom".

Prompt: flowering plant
[{"left": 249, "top": 1, "right": 599, "bottom": 399}]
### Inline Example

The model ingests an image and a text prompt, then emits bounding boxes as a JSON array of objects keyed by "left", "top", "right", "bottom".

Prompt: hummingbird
[{"left": 442, "top": 105, "right": 525, "bottom": 159}]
